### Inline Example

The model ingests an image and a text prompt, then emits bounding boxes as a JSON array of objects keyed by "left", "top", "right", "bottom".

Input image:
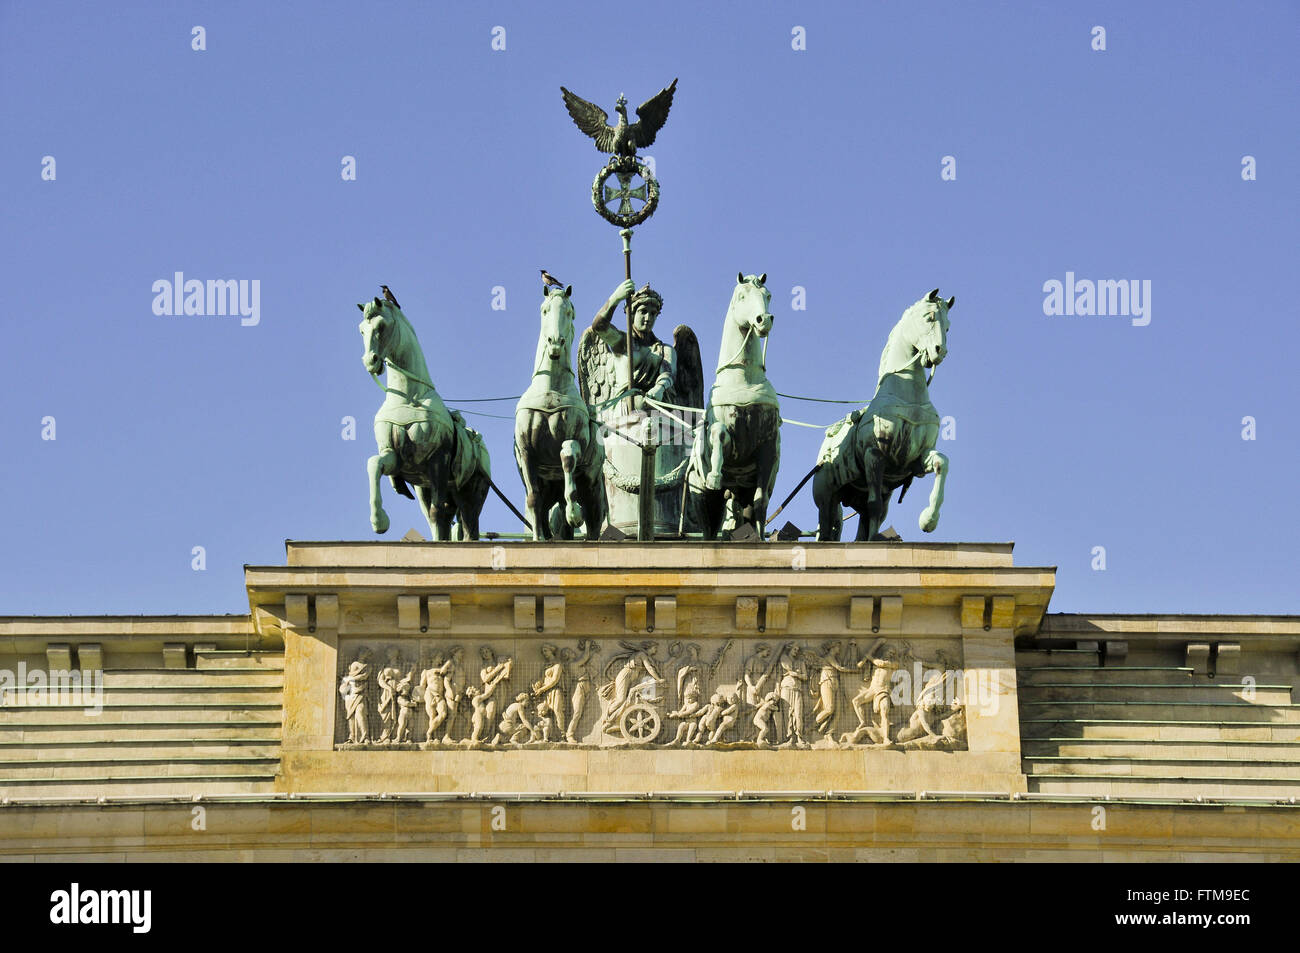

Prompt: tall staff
[{"left": 560, "top": 79, "right": 678, "bottom": 540}]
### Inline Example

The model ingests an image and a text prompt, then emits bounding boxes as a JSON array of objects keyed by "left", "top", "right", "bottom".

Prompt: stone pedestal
[{"left": 247, "top": 541, "right": 1055, "bottom": 796}]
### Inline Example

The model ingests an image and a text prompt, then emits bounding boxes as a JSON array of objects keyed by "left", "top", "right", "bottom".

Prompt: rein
[
  {"left": 716, "top": 322, "right": 760, "bottom": 373},
  {"left": 369, "top": 356, "right": 436, "bottom": 402}
]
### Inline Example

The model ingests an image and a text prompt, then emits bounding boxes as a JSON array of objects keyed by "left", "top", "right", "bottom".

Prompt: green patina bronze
[
  {"left": 577, "top": 278, "right": 704, "bottom": 537},
  {"left": 348, "top": 81, "right": 962, "bottom": 546},
  {"left": 514, "top": 285, "right": 607, "bottom": 540},
  {"left": 358, "top": 294, "right": 491, "bottom": 540},
  {"left": 687, "top": 273, "right": 782, "bottom": 540},
  {"left": 813, "top": 289, "right": 954, "bottom": 541},
  {"left": 561, "top": 79, "right": 709, "bottom": 538}
]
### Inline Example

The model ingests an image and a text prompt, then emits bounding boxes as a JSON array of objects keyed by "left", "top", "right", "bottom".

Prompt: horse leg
[
  {"left": 919, "top": 449, "right": 949, "bottom": 533},
  {"left": 700, "top": 489, "right": 726, "bottom": 540},
  {"left": 415, "top": 484, "right": 438, "bottom": 539},
  {"left": 732, "top": 487, "right": 756, "bottom": 531},
  {"left": 367, "top": 421, "right": 396, "bottom": 534},
  {"left": 458, "top": 475, "right": 489, "bottom": 541},
  {"left": 579, "top": 443, "right": 606, "bottom": 540},
  {"left": 812, "top": 468, "right": 841, "bottom": 542},
  {"left": 518, "top": 453, "right": 547, "bottom": 542},
  {"left": 581, "top": 477, "right": 604, "bottom": 540},
  {"left": 857, "top": 449, "right": 885, "bottom": 542},
  {"left": 425, "top": 451, "right": 454, "bottom": 541},
  {"left": 705, "top": 418, "right": 729, "bottom": 491},
  {"left": 515, "top": 414, "right": 545, "bottom": 542},
  {"left": 560, "top": 438, "right": 583, "bottom": 533},
  {"left": 751, "top": 426, "right": 781, "bottom": 538}
]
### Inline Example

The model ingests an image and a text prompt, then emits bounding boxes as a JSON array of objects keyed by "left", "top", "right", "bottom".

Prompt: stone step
[
  {"left": 1027, "top": 776, "right": 1300, "bottom": 799},
  {"left": 193, "top": 651, "right": 284, "bottom": 671},
  {"left": 0, "top": 724, "right": 281, "bottom": 744},
  {"left": 1019, "top": 701, "right": 1300, "bottom": 723},
  {"left": 0, "top": 707, "right": 282, "bottom": 727},
  {"left": 60, "top": 688, "right": 285, "bottom": 707},
  {"left": 1021, "top": 720, "right": 1300, "bottom": 743},
  {"left": 1018, "top": 666, "right": 1196, "bottom": 686},
  {"left": 1019, "top": 684, "right": 1293, "bottom": 705},
  {"left": 1025, "top": 756, "right": 1300, "bottom": 780},
  {"left": 1023, "top": 738, "right": 1300, "bottom": 760},
  {"left": 0, "top": 741, "right": 281, "bottom": 762},
  {"left": 0, "top": 778, "right": 277, "bottom": 798},
  {"left": 0, "top": 757, "right": 279, "bottom": 780},
  {"left": 1015, "top": 649, "right": 1101, "bottom": 667},
  {"left": 102, "top": 670, "right": 284, "bottom": 689}
]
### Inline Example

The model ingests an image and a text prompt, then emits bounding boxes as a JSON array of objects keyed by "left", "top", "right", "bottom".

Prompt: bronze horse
[
  {"left": 813, "top": 289, "right": 953, "bottom": 542},
  {"left": 359, "top": 296, "right": 491, "bottom": 540},
  {"left": 514, "top": 286, "right": 606, "bottom": 539},
  {"left": 688, "top": 274, "right": 781, "bottom": 539}
]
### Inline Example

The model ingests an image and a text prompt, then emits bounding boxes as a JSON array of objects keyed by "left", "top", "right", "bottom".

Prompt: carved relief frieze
[{"left": 335, "top": 634, "right": 971, "bottom": 751}]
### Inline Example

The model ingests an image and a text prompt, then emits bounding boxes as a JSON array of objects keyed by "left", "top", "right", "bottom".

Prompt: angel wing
[
  {"left": 671, "top": 324, "right": 704, "bottom": 413},
  {"left": 577, "top": 325, "right": 617, "bottom": 408},
  {"left": 629, "top": 78, "right": 678, "bottom": 150},
  {"left": 560, "top": 87, "right": 616, "bottom": 153}
]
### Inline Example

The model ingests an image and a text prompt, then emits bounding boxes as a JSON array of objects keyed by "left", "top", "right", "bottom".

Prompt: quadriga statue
[
  {"left": 357, "top": 293, "right": 491, "bottom": 540},
  {"left": 813, "top": 289, "right": 954, "bottom": 542}
]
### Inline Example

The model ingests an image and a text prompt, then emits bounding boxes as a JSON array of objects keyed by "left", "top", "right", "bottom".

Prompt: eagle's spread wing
[
  {"left": 560, "top": 87, "right": 615, "bottom": 153},
  {"left": 630, "top": 78, "right": 678, "bottom": 150}
]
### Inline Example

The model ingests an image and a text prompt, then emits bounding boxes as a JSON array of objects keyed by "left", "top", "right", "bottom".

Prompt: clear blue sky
[{"left": 2, "top": 1, "right": 1296, "bottom": 616}]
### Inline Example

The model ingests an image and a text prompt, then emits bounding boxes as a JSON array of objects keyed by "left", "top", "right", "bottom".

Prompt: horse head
[
  {"left": 730, "top": 272, "right": 774, "bottom": 340},
  {"left": 535, "top": 285, "right": 575, "bottom": 373},
  {"left": 358, "top": 296, "right": 396, "bottom": 376},
  {"left": 883, "top": 288, "right": 955, "bottom": 380}
]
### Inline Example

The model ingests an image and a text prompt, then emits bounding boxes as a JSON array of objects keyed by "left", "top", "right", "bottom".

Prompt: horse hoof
[{"left": 372, "top": 510, "right": 390, "bottom": 534}]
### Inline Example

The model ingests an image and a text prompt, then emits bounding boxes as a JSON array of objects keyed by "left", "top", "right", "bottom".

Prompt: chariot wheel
[{"left": 619, "top": 703, "right": 662, "bottom": 744}]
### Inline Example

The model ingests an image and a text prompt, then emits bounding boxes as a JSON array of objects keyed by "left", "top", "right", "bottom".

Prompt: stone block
[
  {"left": 162, "top": 643, "right": 188, "bottom": 669},
  {"left": 1186, "top": 643, "right": 1211, "bottom": 675},
  {"left": 653, "top": 596, "right": 676, "bottom": 633},
  {"left": 624, "top": 596, "right": 648, "bottom": 633},
  {"left": 44, "top": 644, "right": 72, "bottom": 671},
  {"left": 879, "top": 595, "right": 902, "bottom": 633},
  {"left": 397, "top": 595, "right": 421, "bottom": 634},
  {"left": 427, "top": 595, "right": 452, "bottom": 629},
  {"left": 848, "top": 596, "right": 873, "bottom": 630},
  {"left": 285, "top": 594, "right": 309, "bottom": 629},
  {"left": 764, "top": 596, "right": 788, "bottom": 632},
  {"left": 990, "top": 595, "right": 1014, "bottom": 630},
  {"left": 542, "top": 595, "right": 565, "bottom": 633},
  {"left": 76, "top": 643, "right": 103, "bottom": 672},
  {"left": 514, "top": 595, "right": 537, "bottom": 631},
  {"left": 961, "top": 595, "right": 985, "bottom": 631},
  {"left": 735, "top": 596, "right": 759, "bottom": 631},
  {"left": 316, "top": 594, "right": 339, "bottom": 631},
  {"left": 1215, "top": 642, "right": 1241, "bottom": 676}
]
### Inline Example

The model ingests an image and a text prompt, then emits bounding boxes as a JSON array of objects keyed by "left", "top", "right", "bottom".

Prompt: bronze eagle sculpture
[{"left": 560, "top": 79, "right": 678, "bottom": 158}]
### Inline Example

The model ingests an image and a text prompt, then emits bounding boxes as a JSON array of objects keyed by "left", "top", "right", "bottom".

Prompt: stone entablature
[{"left": 244, "top": 541, "right": 1053, "bottom": 794}]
